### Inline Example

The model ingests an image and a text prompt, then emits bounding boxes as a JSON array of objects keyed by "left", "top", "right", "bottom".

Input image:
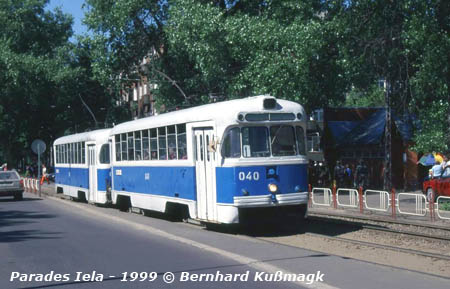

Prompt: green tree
[
  {"left": 84, "top": 0, "right": 449, "bottom": 153},
  {"left": 0, "top": 0, "right": 118, "bottom": 166}
]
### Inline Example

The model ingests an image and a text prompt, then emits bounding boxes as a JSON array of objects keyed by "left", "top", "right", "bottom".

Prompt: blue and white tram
[
  {"left": 53, "top": 129, "right": 112, "bottom": 204},
  {"left": 110, "top": 95, "right": 309, "bottom": 224}
]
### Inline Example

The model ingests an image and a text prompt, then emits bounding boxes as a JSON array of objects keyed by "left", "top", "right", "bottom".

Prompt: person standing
[
  {"left": 40, "top": 164, "right": 50, "bottom": 185},
  {"left": 318, "top": 161, "right": 330, "bottom": 187},
  {"left": 334, "top": 161, "right": 345, "bottom": 188},
  {"left": 344, "top": 163, "right": 353, "bottom": 187},
  {"left": 355, "top": 159, "right": 369, "bottom": 189}
]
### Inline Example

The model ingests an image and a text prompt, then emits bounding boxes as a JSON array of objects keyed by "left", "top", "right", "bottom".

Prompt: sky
[{"left": 47, "top": 0, "right": 88, "bottom": 37}]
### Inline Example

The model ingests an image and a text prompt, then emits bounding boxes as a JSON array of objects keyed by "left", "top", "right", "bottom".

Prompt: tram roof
[
  {"left": 110, "top": 95, "right": 305, "bottom": 135},
  {"left": 54, "top": 128, "right": 111, "bottom": 145}
]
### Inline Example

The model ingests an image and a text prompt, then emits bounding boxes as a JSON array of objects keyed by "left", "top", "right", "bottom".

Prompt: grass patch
[{"left": 438, "top": 201, "right": 450, "bottom": 211}]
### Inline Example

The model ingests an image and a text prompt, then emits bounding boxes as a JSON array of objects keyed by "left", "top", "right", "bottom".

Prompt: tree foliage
[
  {"left": 0, "top": 0, "right": 117, "bottom": 166},
  {"left": 2, "top": 0, "right": 447, "bottom": 166},
  {"left": 83, "top": 0, "right": 449, "bottom": 153}
]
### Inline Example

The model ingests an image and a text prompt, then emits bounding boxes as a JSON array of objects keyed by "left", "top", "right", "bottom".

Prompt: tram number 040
[{"left": 238, "top": 171, "right": 260, "bottom": 181}]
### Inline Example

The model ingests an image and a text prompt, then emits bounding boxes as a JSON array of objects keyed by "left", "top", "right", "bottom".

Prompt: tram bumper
[{"left": 233, "top": 192, "right": 308, "bottom": 207}]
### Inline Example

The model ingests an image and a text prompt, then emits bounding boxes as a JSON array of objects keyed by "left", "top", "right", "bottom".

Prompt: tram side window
[
  {"left": 270, "top": 126, "right": 296, "bottom": 156},
  {"left": 167, "top": 125, "right": 176, "bottom": 160},
  {"left": 121, "top": 133, "right": 128, "bottom": 161},
  {"left": 70, "top": 143, "right": 74, "bottom": 164},
  {"left": 73, "top": 143, "right": 77, "bottom": 164},
  {"left": 62, "top": 144, "right": 66, "bottom": 163},
  {"left": 128, "top": 132, "right": 135, "bottom": 161},
  {"left": 67, "top": 144, "right": 71, "bottom": 164},
  {"left": 115, "top": 135, "right": 121, "bottom": 161},
  {"left": 150, "top": 128, "right": 158, "bottom": 160},
  {"left": 135, "top": 131, "right": 142, "bottom": 160},
  {"left": 296, "top": 126, "right": 306, "bottom": 155},
  {"left": 67, "top": 144, "right": 70, "bottom": 164},
  {"left": 64, "top": 144, "right": 68, "bottom": 164},
  {"left": 142, "top": 130, "right": 150, "bottom": 160},
  {"left": 78, "top": 142, "right": 82, "bottom": 164},
  {"left": 67, "top": 143, "right": 70, "bottom": 164},
  {"left": 99, "top": 144, "right": 110, "bottom": 164},
  {"left": 222, "top": 127, "right": 241, "bottom": 158},
  {"left": 82, "top": 142, "right": 85, "bottom": 164},
  {"left": 77, "top": 142, "right": 81, "bottom": 164},
  {"left": 74, "top": 143, "right": 77, "bottom": 163},
  {"left": 177, "top": 124, "right": 187, "bottom": 159},
  {"left": 242, "top": 127, "right": 270, "bottom": 158},
  {"left": 158, "top": 127, "right": 167, "bottom": 160}
]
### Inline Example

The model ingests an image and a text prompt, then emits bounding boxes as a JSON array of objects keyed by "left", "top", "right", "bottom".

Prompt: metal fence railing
[{"left": 309, "top": 186, "right": 450, "bottom": 222}]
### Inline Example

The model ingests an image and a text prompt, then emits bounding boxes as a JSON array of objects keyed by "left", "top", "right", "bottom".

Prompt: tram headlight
[{"left": 268, "top": 183, "right": 278, "bottom": 193}]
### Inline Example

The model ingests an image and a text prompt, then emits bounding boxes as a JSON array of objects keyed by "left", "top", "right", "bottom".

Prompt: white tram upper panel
[
  {"left": 110, "top": 95, "right": 306, "bottom": 135},
  {"left": 54, "top": 129, "right": 111, "bottom": 145}
]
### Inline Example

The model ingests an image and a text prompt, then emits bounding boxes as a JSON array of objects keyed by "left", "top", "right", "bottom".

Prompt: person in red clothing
[{"left": 40, "top": 164, "right": 50, "bottom": 185}]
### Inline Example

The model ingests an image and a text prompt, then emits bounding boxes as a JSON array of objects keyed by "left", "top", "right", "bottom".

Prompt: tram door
[
  {"left": 194, "top": 128, "right": 216, "bottom": 221},
  {"left": 88, "top": 145, "right": 97, "bottom": 203}
]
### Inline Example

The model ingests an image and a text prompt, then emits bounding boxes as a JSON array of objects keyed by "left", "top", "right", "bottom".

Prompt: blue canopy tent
[{"left": 323, "top": 107, "right": 416, "bottom": 189}]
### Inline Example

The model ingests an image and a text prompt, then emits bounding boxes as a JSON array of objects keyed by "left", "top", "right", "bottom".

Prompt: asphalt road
[{"left": 1, "top": 193, "right": 449, "bottom": 289}]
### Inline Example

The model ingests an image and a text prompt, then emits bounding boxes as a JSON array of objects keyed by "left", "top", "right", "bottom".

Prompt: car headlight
[{"left": 268, "top": 183, "right": 278, "bottom": 193}]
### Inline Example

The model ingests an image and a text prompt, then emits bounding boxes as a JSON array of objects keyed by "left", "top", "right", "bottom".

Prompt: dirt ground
[{"left": 260, "top": 229, "right": 450, "bottom": 277}]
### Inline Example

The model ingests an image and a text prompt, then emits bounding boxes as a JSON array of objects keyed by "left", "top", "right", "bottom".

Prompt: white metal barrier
[
  {"left": 24, "top": 178, "right": 33, "bottom": 192},
  {"left": 436, "top": 196, "right": 450, "bottom": 220},
  {"left": 364, "top": 190, "right": 390, "bottom": 212},
  {"left": 311, "top": 188, "right": 332, "bottom": 206},
  {"left": 396, "top": 193, "right": 427, "bottom": 216},
  {"left": 336, "top": 188, "right": 359, "bottom": 208}
]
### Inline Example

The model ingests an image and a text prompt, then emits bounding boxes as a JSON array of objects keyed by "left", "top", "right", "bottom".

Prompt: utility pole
[{"left": 384, "top": 80, "right": 392, "bottom": 190}]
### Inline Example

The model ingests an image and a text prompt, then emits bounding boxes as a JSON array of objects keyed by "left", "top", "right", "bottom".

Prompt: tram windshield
[{"left": 222, "top": 125, "right": 306, "bottom": 158}]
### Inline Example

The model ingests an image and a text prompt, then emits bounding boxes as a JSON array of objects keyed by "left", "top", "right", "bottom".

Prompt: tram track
[
  {"left": 302, "top": 232, "right": 450, "bottom": 262},
  {"left": 307, "top": 214, "right": 450, "bottom": 241},
  {"left": 246, "top": 217, "right": 450, "bottom": 278}
]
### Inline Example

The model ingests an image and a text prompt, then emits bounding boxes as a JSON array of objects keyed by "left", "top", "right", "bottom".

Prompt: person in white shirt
[
  {"left": 40, "top": 164, "right": 50, "bottom": 185},
  {"left": 442, "top": 154, "right": 450, "bottom": 177},
  {"left": 431, "top": 161, "right": 443, "bottom": 178}
]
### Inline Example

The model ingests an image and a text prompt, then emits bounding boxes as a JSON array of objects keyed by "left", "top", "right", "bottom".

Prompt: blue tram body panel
[
  {"left": 56, "top": 167, "right": 110, "bottom": 191},
  {"left": 97, "top": 168, "right": 111, "bottom": 191},
  {"left": 112, "top": 166, "right": 196, "bottom": 200},
  {"left": 216, "top": 164, "right": 308, "bottom": 204},
  {"left": 55, "top": 167, "right": 89, "bottom": 189}
]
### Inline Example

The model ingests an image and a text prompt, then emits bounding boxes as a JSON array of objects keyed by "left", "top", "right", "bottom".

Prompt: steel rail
[{"left": 304, "top": 232, "right": 450, "bottom": 262}]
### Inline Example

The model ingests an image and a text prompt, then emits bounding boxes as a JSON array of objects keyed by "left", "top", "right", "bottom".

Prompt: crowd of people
[
  {"left": 430, "top": 154, "right": 450, "bottom": 178},
  {"left": 309, "top": 159, "right": 370, "bottom": 190}
]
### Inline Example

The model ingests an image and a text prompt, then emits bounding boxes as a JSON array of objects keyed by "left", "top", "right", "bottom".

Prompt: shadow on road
[
  {"left": 206, "top": 215, "right": 384, "bottom": 239},
  {"left": 0, "top": 197, "right": 42, "bottom": 203},
  {"left": 0, "top": 207, "right": 61, "bottom": 242},
  {"left": 0, "top": 230, "right": 61, "bottom": 243}
]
